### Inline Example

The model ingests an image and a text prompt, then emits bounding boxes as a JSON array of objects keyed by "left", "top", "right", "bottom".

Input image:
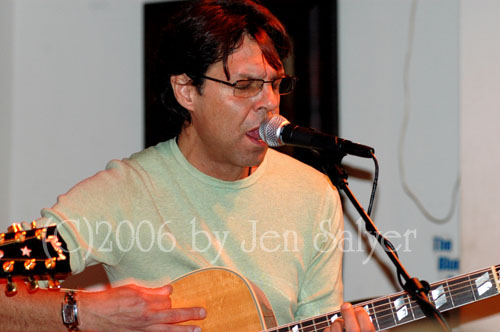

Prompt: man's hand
[
  {"left": 78, "top": 284, "right": 206, "bottom": 332},
  {"left": 326, "top": 303, "right": 375, "bottom": 332}
]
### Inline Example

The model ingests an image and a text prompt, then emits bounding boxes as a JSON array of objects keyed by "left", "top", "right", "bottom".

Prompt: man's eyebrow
[
  {"left": 233, "top": 73, "right": 266, "bottom": 80},
  {"left": 234, "top": 73, "right": 283, "bottom": 80},
  {"left": 230, "top": 68, "right": 268, "bottom": 80}
]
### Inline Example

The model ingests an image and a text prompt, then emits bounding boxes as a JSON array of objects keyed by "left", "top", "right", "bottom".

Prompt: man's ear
[{"left": 170, "top": 74, "right": 198, "bottom": 111}]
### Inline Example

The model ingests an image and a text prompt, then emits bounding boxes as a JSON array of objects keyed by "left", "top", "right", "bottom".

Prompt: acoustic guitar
[{"left": 1, "top": 224, "right": 499, "bottom": 331}]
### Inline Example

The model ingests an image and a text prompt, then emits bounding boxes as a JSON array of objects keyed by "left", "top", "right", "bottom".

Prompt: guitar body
[{"left": 169, "top": 267, "right": 277, "bottom": 332}]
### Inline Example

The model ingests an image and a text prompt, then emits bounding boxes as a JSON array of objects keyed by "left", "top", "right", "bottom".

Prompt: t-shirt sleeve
[
  {"left": 294, "top": 184, "right": 344, "bottom": 321},
  {"left": 36, "top": 158, "right": 154, "bottom": 275}
]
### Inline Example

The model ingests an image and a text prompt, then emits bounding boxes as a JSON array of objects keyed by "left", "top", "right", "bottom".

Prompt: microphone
[{"left": 259, "top": 114, "right": 375, "bottom": 158}]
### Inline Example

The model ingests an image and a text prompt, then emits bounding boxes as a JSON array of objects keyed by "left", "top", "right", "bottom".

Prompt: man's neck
[{"left": 176, "top": 132, "right": 256, "bottom": 181}]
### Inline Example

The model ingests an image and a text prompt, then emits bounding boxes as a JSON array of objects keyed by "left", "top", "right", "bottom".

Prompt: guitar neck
[{"left": 268, "top": 265, "right": 500, "bottom": 332}]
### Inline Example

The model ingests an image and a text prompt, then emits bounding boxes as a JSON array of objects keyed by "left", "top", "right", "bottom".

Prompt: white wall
[
  {"left": 338, "top": 0, "right": 460, "bottom": 302},
  {"left": 2, "top": 0, "right": 145, "bottom": 228},
  {"left": 459, "top": 1, "right": 500, "bottom": 331},
  {"left": 0, "top": 0, "right": 14, "bottom": 232},
  {"left": 339, "top": 0, "right": 500, "bottom": 331}
]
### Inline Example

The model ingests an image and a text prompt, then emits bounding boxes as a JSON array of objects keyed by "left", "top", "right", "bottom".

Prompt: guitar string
[
  {"left": 265, "top": 277, "right": 495, "bottom": 332},
  {"left": 352, "top": 272, "right": 498, "bottom": 325},
  {"left": 264, "top": 267, "right": 500, "bottom": 332},
  {"left": 360, "top": 266, "right": 496, "bottom": 311},
  {"left": 354, "top": 275, "right": 496, "bottom": 329},
  {"left": 1, "top": 258, "right": 51, "bottom": 262}
]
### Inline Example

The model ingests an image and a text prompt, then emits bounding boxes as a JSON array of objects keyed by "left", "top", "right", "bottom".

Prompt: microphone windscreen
[{"left": 259, "top": 114, "right": 290, "bottom": 147}]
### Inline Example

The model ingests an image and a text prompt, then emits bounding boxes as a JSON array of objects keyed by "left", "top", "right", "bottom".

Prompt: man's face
[{"left": 185, "top": 35, "right": 282, "bottom": 179}]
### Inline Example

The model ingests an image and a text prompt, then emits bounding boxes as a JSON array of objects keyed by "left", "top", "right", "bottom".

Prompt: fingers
[
  {"left": 147, "top": 324, "right": 202, "bottom": 332},
  {"left": 341, "top": 303, "right": 359, "bottom": 332},
  {"left": 340, "top": 303, "right": 375, "bottom": 332},
  {"left": 353, "top": 306, "right": 375, "bottom": 332},
  {"left": 135, "top": 285, "right": 206, "bottom": 323},
  {"left": 79, "top": 284, "right": 207, "bottom": 332},
  {"left": 144, "top": 287, "right": 174, "bottom": 311},
  {"left": 128, "top": 283, "right": 207, "bottom": 323},
  {"left": 326, "top": 318, "right": 345, "bottom": 332},
  {"left": 153, "top": 307, "right": 207, "bottom": 324},
  {"left": 140, "top": 284, "right": 173, "bottom": 296}
]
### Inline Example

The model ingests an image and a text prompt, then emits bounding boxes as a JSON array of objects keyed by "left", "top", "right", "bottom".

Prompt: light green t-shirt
[{"left": 40, "top": 138, "right": 344, "bottom": 325}]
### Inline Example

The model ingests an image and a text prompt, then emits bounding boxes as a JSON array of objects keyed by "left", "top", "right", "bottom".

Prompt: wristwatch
[{"left": 61, "top": 291, "right": 79, "bottom": 331}]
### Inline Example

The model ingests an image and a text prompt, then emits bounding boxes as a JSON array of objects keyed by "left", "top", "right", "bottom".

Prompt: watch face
[{"left": 62, "top": 304, "right": 76, "bottom": 323}]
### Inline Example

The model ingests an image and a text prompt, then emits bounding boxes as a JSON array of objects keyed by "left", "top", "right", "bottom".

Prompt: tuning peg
[
  {"left": 27, "top": 276, "right": 39, "bottom": 293},
  {"left": 0, "top": 233, "right": 4, "bottom": 245},
  {"left": 30, "top": 220, "right": 37, "bottom": 229},
  {"left": 47, "top": 276, "right": 61, "bottom": 290},
  {"left": 14, "top": 231, "right": 26, "bottom": 243},
  {"left": 45, "top": 257, "right": 57, "bottom": 270},
  {"left": 24, "top": 259, "right": 36, "bottom": 271},
  {"left": 5, "top": 276, "right": 17, "bottom": 296},
  {"left": 3, "top": 260, "right": 15, "bottom": 273},
  {"left": 8, "top": 223, "right": 23, "bottom": 233},
  {"left": 35, "top": 228, "right": 46, "bottom": 240}
]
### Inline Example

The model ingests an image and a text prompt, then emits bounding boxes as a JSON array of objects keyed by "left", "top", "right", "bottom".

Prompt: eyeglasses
[{"left": 200, "top": 75, "right": 297, "bottom": 98}]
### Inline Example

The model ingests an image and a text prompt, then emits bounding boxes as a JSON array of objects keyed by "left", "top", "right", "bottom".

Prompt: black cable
[
  {"left": 367, "top": 152, "right": 399, "bottom": 259},
  {"left": 366, "top": 151, "right": 379, "bottom": 217}
]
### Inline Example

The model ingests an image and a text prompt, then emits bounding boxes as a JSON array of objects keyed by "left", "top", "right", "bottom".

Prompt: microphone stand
[{"left": 320, "top": 153, "right": 451, "bottom": 331}]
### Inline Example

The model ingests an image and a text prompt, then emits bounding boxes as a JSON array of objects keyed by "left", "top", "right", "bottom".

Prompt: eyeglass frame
[{"left": 199, "top": 74, "right": 297, "bottom": 98}]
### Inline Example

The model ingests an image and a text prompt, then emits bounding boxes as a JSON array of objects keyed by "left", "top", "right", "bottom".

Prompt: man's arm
[
  {"left": 0, "top": 284, "right": 205, "bottom": 332},
  {"left": 0, "top": 286, "right": 65, "bottom": 331}
]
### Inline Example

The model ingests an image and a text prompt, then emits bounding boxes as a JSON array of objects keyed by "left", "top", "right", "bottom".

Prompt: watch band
[{"left": 61, "top": 291, "right": 79, "bottom": 331}]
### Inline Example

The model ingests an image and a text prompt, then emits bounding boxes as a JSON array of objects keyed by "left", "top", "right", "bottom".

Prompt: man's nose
[{"left": 257, "top": 82, "right": 280, "bottom": 114}]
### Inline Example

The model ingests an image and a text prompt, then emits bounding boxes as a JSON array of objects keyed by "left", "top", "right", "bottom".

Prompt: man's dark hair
[{"left": 159, "top": 0, "right": 292, "bottom": 137}]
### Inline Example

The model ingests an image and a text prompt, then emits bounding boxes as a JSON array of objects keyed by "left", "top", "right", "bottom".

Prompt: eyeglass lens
[
  {"left": 277, "top": 77, "right": 295, "bottom": 94},
  {"left": 233, "top": 77, "right": 295, "bottom": 97}
]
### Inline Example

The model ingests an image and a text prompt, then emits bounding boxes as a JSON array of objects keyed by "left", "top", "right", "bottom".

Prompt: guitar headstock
[{"left": 0, "top": 222, "right": 71, "bottom": 296}]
